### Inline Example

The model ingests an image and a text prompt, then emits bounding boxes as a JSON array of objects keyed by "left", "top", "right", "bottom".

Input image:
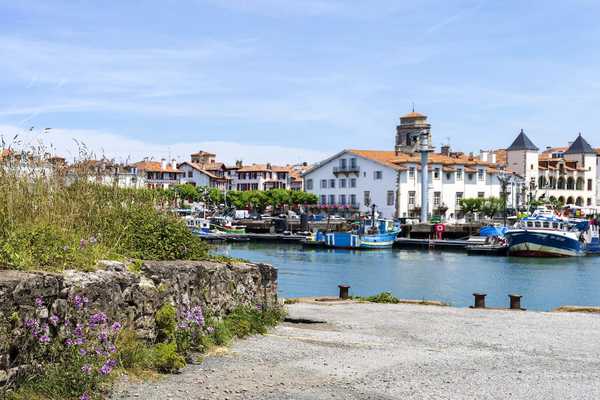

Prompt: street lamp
[{"left": 417, "top": 129, "right": 433, "bottom": 223}]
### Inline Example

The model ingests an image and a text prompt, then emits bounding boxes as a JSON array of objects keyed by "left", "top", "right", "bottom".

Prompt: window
[
  {"left": 329, "top": 179, "right": 336, "bottom": 188},
  {"left": 320, "top": 179, "right": 327, "bottom": 189},
  {"left": 329, "top": 194, "right": 336, "bottom": 205},
  {"left": 339, "top": 194, "right": 347, "bottom": 205},
  {"left": 364, "top": 191, "right": 371, "bottom": 206},
  {"left": 478, "top": 192, "right": 485, "bottom": 198},
  {"left": 350, "top": 158, "right": 357, "bottom": 169},
  {"left": 374, "top": 171, "right": 383, "bottom": 180},
  {"left": 320, "top": 195, "right": 326, "bottom": 204},
  {"left": 588, "top": 179, "right": 593, "bottom": 191},
  {"left": 350, "top": 194, "right": 357, "bottom": 205},
  {"left": 456, "top": 192, "right": 463, "bottom": 206},
  {"left": 468, "top": 173, "right": 474, "bottom": 181},
  {"left": 187, "top": 171, "right": 193, "bottom": 178},
  {"left": 306, "top": 179, "right": 313, "bottom": 190},
  {"left": 339, "top": 178, "right": 347, "bottom": 188},
  {"left": 588, "top": 198, "right": 592, "bottom": 206},
  {"left": 387, "top": 191, "right": 395, "bottom": 206},
  {"left": 456, "top": 168, "right": 463, "bottom": 180},
  {"left": 409, "top": 167, "right": 415, "bottom": 179},
  {"left": 408, "top": 191, "right": 416, "bottom": 205},
  {"left": 434, "top": 168, "right": 440, "bottom": 179},
  {"left": 434, "top": 192, "right": 441, "bottom": 207},
  {"left": 350, "top": 178, "right": 357, "bottom": 188},
  {"left": 446, "top": 173, "right": 451, "bottom": 180},
  {"left": 340, "top": 158, "right": 347, "bottom": 169},
  {"left": 478, "top": 169, "right": 485, "bottom": 181}
]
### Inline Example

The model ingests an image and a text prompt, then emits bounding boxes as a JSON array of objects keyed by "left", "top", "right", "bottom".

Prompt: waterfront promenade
[{"left": 114, "top": 301, "right": 600, "bottom": 399}]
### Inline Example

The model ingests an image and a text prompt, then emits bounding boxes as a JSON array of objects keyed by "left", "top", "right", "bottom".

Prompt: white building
[
  {"left": 502, "top": 130, "right": 599, "bottom": 211},
  {"left": 230, "top": 163, "right": 292, "bottom": 191},
  {"left": 133, "top": 158, "right": 183, "bottom": 189},
  {"left": 178, "top": 151, "right": 229, "bottom": 190},
  {"left": 303, "top": 112, "right": 519, "bottom": 220}
]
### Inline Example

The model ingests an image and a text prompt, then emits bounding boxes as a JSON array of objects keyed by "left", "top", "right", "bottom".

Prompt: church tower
[{"left": 395, "top": 110, "right": 431, "bottom": 154}]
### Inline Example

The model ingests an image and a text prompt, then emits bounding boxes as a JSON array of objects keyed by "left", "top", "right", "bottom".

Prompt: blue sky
[{"left": 0, "top": 0, "right": 599, "bottom": 163}]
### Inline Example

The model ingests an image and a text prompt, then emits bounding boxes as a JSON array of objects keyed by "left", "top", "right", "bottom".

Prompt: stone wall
[{"left": 0, "top": 260, "right": 278, "bottom": 382}]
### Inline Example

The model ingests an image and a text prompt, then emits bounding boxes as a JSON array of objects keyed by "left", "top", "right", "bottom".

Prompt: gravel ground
[{"left": 112, "top": 302, "right": 600, "bottom": 400}]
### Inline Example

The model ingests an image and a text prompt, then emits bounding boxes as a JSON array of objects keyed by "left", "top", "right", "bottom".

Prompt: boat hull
[
  {"left": 322, "top": 231, "right": 399, "bottom": 249},
  {"left": 505, "top": 230, "right": 584, "bottom": 257}
]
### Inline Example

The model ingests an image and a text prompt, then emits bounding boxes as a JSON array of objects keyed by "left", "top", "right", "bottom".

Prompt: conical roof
[
  {"left": 507, "top": 129, "right": 538, "bottom": 151},
  {"left": 565, "top": 133, "right": 595, "bottom": 154}
]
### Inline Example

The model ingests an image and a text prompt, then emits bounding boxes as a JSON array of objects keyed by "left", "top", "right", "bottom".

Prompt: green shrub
[
  {"left": 151, "top": 342, "right": 186, "bottom": 373},
  {"left": 155, "top": 304, "right": 177, "bottom": 343},
  {"left": 354, "top": 292, "right": 400, "bottom": 304},
  {"left": 116, "top": 329, "right": 153, "bottom": 371}
]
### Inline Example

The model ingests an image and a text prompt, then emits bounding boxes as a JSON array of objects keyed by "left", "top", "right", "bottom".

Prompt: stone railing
[{"left": 0, "top": 260, "right": 278, "bottom": 382}]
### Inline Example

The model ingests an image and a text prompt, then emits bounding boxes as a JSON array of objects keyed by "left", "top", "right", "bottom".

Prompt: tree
[
  {"left": 480, "top": 197, "right": 503, "bottom": 219},
  {"left": 459, "top": 198, "right": 483, "bottom": 220},
  {"left": 174, "top": 184, "right": 199, "bottom": 206}
]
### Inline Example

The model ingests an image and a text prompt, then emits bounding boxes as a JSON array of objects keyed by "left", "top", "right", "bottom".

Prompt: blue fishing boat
[
  {"left": 305, "top": 218, "right": 401, "bottom": 249},
  {"left": 505, "top": 207, "right": 590, "bottom": 257}
]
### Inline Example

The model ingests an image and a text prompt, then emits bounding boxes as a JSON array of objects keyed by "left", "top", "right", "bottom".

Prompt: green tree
[
  {"left": 459, "top": 198, "right": 483, "bottom": 220},
  {"left": 480, "top": 197, "right": 503, "bottom": 219},
  {"left": 265, "top": 189, "right": 291, "bottom": 212},
  {"left": 174, "top": 184, "right": 199, "bottom": 206}
]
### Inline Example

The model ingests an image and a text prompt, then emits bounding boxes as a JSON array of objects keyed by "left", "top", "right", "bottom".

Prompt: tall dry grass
[{"left": 0, "top": 140, "right": 208, "bottom": 271}]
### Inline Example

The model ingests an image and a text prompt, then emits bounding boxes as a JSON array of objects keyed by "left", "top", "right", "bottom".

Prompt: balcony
[{"left": 333, "top": 165, "right": 360, "bottom": 175}]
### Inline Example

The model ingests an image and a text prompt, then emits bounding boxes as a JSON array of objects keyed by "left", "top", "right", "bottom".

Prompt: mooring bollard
[
  {"left": 472, "top": 293, "right": 487, "bottom": 308},
  {"left": 338, "top": 284, "right": 350, "bottom": 300},
  {"left": 508, "top": 294, "right": 522, "bottom": 310}
]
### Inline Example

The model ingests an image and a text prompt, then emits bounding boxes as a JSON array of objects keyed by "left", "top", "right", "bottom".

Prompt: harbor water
[{"left": 215, "top": 242, "right": 600, "bottom": 311}]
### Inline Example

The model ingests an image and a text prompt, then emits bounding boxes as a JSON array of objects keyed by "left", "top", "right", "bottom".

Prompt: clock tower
[{"left": 395, "top": 110, "right": 431, "bottom": 154}]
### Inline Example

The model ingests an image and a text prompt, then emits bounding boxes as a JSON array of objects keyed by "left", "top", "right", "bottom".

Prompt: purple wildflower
[
  {"left": 74, "top": 337, "right": 85, "bottom": 346},
  {"left": 35, "top": 297, "right": 44, "bottom": 308},
  {"left": 89, "top": 312, "right": 107, "bottom": 328},
  {"left": 24, "top": 319, "right": 38, "bottom": 329},
  {"left": 38, "top": 335, "right": 50, "bottom": 344},
  {"left": 80, "top": 392, "right": 90, "bottom": 400},
  {"left": 79, "top": 239, "right": 88, "bottom": 249},
  {"left": 207, "top": 326, "right": 215, "bottom": 335},
  {"left": 99, "top": 359, "right": 116, "bottom": 375},
  {"left": 81, "top": 364, "right": 92, "bottom": 375},
  {"left": 185, "top": 306, "right": 204, "bottom": 327},
  {"left": 65, "top": 338, "right": 74, "bottom": 347},
  {"left": 49, "top": 315, "right": 60, "bottom": 326},
  {"left": 73, "top": 295, "right": 89, "bottom": 310},
  {"left": 74, "top": 323, "right": 84, "bottom": 337},
  {"left": 98, "top": 332, "right": 108, "bottom": 342},
  {"left": 89, "top": 236, "right": 97, "bottom": 244},
  {"left": 111, "top": 322, "right": 122, "bottom": 332},
  {"left": 79, "top": 348, "right": 87, "bottom": 356},
  {"left": 107, "top": 344, "right": 117, "bottom": 354}
]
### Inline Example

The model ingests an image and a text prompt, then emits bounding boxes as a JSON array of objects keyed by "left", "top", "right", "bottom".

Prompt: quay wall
[{"left": 0, "top": 260, "right": 278, "bottom": 382}]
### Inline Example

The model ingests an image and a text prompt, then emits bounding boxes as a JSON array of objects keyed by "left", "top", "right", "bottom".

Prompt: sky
[{"left": 0, "top": 0, "right": 599, "bottom": 164}]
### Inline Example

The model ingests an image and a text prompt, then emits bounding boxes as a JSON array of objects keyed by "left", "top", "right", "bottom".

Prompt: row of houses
[
  {"left": 0, "top": 148, "right": 307, "bottom": 192},
  {"left": 301, "top": 111, "right": 600, "bottom": 220}
]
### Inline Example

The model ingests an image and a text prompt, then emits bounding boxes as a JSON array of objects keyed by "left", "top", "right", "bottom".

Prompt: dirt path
[{"left": 112, "top": 302, "right": 600, "bottom": 400}]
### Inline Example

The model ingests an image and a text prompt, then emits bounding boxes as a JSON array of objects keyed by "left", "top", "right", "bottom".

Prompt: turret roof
[{"left": 507, "top": 129, "right": 539, "bottom": 151}]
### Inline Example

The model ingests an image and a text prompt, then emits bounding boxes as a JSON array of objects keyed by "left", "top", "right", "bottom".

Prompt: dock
[{"left": 394, "top": 237, "right": 472, "bottom": 249}]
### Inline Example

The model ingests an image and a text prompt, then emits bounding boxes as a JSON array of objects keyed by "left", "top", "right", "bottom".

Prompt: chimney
[
  {"left": 143, "top": 156, "right": 149, "bottom": 162},
  {"left": 468, "top": 152, "right": 474, "bottom": 161},
  {"left": 441, "top": 144, "right": 450, "bottom": 156},
  {"left": 480, "top": 150, "right": 488, "bottom": 162},
  {"left": 236, "top": 160, "right": 243, "bottom": 168},
  {"left": 160, "top": 158, "right": 166, "bottom": 170},
  {"left": 171, "top": 159, "right": 177, "bottom": 169},
  {"left": 267, "top": 163, "right": 272, "bottom": 170}
]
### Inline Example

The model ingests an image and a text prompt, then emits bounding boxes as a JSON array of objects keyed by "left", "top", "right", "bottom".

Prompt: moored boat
[
  {"left": 304, "top": 219, "right": 400, "bottom": 249},
  {"left": 505, "top": 208, "right": 589, "bottom": 257}
]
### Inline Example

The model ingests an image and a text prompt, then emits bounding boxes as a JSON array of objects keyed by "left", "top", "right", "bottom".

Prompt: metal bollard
[
  {"left": 472, "top": 293, "right": 487, "bottom": 308},
  {"left": 508, "top": 294, "right": 522, "bottom": 310},
  {"left": 338, "top": 284, "right": 350, "bottom": 300}
]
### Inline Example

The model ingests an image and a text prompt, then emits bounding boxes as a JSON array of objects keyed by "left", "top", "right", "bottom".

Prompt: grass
[
  {"left": 353, "top": 292, "right": 401, "bottom": 304},
  {"left": 0, "top": 148, "right": 214, "bottom": 271}
]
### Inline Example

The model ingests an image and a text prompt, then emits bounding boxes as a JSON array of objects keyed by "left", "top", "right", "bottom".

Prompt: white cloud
[{"left": 0, "top": 125, "right": 330, "bottom": 165}]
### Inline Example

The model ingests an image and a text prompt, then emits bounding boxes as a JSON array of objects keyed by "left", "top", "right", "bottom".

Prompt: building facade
[
  {"left": 178, "top": 151, "right": 229, "bottom": 190},
  {"left": 230, "top": 163, "right": 292, "bottom": 191},
  {"left": 133, "top": 158, "right": 183, "bottom": 189},
  {"left": 303, "top": 112, "right": 518, "bottom": 220},
  {"left": 504, "top": 131, "right": 599, "bottom": 211}
]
